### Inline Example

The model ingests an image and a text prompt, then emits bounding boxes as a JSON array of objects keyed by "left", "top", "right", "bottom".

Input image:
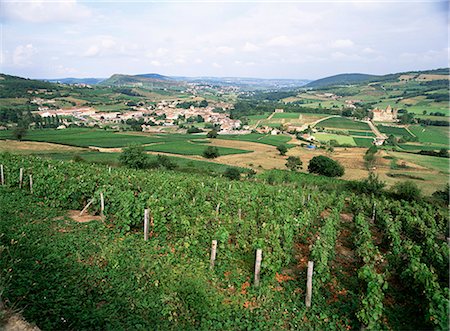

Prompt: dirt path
[{"left": 366, "top": 120, "right": 386, "bottom": 139}]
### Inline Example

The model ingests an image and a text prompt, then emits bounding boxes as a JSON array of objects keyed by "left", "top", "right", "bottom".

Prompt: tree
[
  {"left": 308, "top": 155, "right": 345, "bottom": 177},
  {"left": 277, "top": 144, "right": 288, "bottom": 156},
  {"left": 285, "top": 156, "right": 302, "bottom": 171},
  {"left": 392, "top": 181, "right": 421, "bottom": 201},
  {"left": 224, "top": 167, "right": 241, "bottom": 180},
  {"left": 203, "top": 146, "right": 220, "bottom": 159},
  {"left": 119, "top": 145, "right": 148, "bottom": 169},
  {"left": 364, "top": 145, "right": 378, "bottom": 169},
  {"left": 207, "top": 129, "right": 218, "bottom": 139},
  {"left": 13, "top": 126, "right": 27, "bottom": 141}
]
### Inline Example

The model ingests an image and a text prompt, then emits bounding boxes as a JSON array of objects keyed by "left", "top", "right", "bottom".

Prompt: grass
[
  {"left": 315, "top": 117, "right": 371, "bottom": 131},
  {"left": 389, "top": 151, "right": 449, "bottom": 174},
  {"left": 409, "top": 125, "right": 448, "bottom": 145},
  {"left": 314, "top": 133, "right": 356, "bottom": 146}
]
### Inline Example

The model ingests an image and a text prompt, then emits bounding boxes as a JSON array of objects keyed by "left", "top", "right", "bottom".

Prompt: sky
[{"left": 0, "top": 0, "right": 448, "bottom": 79}]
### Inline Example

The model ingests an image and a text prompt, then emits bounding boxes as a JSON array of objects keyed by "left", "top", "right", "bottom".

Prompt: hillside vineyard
[{"left": 0, "top": 154, "right": 448, "bottom": 330}]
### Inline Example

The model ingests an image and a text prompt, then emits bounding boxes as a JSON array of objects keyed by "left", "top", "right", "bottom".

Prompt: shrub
[
  {"left": 202, "top": 146, "right": 220, "bottom": 159},
  {"left": 223, "top": 167, "right": 241, "bottom": 180},
  {"left": 207, "top": 130, "right": 218, "bottom": 138},
  {"left": 285, "top": 156, "right": 302, "bottom": 171},
  {"left": 119, "top": 145, "right": 148, "bottom": 169},
  {"left": 156, "top": 155, "right": 177, "bottom": 170},
  {"left": 277, "top": 144, "right": 288, "bottom": 156},
  {"left": 308, "top": 155, "right": 345, "bottom": 177},
  {"left": 13, "top": 126, "right": 27, "bottom": 141},
  {"left": 392, "top": 181, "right": 421, "bottom": 201},
  {"left": 346, "top": 173, "right": 385, "bottom": 195},
  {"left": 187, "top": 126, "right": 203, "bottom": 134}
]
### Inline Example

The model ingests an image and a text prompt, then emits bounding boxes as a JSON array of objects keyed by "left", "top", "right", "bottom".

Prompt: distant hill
[
  {"left": 135, "top": 73, "right": 173, "bottom": 81},
  {"left": 99, "top": 73, "right": 182, "bottom": 89},
  {"left": 305, "top": 73, "right": 380, "bottom": 88},
  {"left": 0, "top": 74, "right": 60, "bottom": 98},
  {"left": 305, "top": 68, "right": 449, "bottom": 88},
  {"left": 45, "top": 77, "right": 105, "bottom": 85},
  {"left": 172, "top": 76, "right": 310, "bottom": 90}
]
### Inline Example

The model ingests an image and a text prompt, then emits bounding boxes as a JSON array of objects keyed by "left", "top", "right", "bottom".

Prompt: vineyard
[{"left": 0, "top": 154, "right": 448, "bottom": 330}]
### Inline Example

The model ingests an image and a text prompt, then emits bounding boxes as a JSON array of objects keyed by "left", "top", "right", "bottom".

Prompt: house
[{"left": 274, "top": 109, "right": 284, "bottom": 113}]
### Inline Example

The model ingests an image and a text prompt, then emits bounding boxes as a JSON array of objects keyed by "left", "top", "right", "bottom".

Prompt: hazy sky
[{"left": 0, "top": 0, "right": 448, "bottom": 79}]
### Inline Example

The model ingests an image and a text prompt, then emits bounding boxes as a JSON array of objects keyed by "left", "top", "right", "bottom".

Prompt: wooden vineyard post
[
  {"left": 216, "top": 202, "right": 220, "bottom": 215},
  {"left": 305, "top": 261, "right": 314, "bottom": 308},
  {"left": 0, "top": 164, "right": 4, "bottom": 185},
  {"left": 29, "top": 175, "right": 33, "bottom": 194},
  {"left": 144, "top": 209, "right": 149, "bottom": 241},
  {"left": 210, "top": 240, "right": 217, "bottom": 269},
  {"left": 100, "top": 192, "right": 105, "bottom": 217},
  {"left": 108, "top": 167, "right": 111, "bottom": 174},
  {"left": 371, "top": 202, "right": 376, "bottom": 223},
  {"left": 254, "top": 249, "right": 262, "bottom": 287},
  {"left": 238, "top": 208, "right": 242, "bottom": 220},
  {"left": 19, "top": 168, "right": 23, "bottom": 188},
  {"left": 80, "top": 198, "right": 94, "bottom": 216}
]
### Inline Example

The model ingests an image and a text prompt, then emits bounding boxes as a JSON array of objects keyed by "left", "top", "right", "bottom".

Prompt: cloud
[
  {"left": 215, "top": 46, "right": 235, "bottom": 55},
  {"left": 13, "top": 44, "right": 36, "bottom": 66},
  {"left": 266, "top": 35, "right": 295, "bottom": 47},
  {"left": 212, "top": 62, "right": 222, "bottom": 68},
  {"left": 331, "top": 39, "right": 355, "bottom": 48},
  {"left": 243, "top": 42, "right": 260, "bottom": 52},
  {"left": 3, "top": 0, "right": 91, "bottom": 23},
  {"left": 82, "top": 36, "right": 117, "bottom": 57}
]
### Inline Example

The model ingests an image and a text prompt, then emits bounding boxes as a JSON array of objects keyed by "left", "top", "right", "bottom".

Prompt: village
[{"left": 33, "top": 98, "right": 245, "bottom": 134}]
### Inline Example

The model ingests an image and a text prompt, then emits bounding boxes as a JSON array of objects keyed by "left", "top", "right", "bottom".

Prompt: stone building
[{"left": 370, "top": 105, "right": 398, "bottom": 122}]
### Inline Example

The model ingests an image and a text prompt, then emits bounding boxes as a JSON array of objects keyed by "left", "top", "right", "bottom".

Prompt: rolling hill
[
  {"left": 305, "top": 68, "right": 449, "bottom": 89},
  {"left": 99, "top": 73, "right": 182, "bottom": 89}
]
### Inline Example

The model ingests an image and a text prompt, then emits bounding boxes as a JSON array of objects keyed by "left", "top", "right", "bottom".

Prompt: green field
[
  {"left": 0, "top": 129, "right": 252, "bottom": 156},
  {"left": 314, "top": 133, "right": 356, "bottom": 146},
  {"left": 354, "top": 137, "right": 374, "bottom": 147},
  {"left": 316, "top": 117, "right": 371, "bottom": 131},
  {"left": 144, "top": 141, "right": 250, "bottom": 156},
  {"left": 218, "top": 133, "right": 293, "bottom": 147},
  {"left": 409, "top": 125, "right": 448, "bottom": 145},
  {"left": 0, "top": 129, "right": 163, "bottom": 147},
  {"left": 377, "top": 125, "right": 413, "bottom": 138},
  {"left": 348, "top": 130, "right": 376, "bottom": 137}
]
